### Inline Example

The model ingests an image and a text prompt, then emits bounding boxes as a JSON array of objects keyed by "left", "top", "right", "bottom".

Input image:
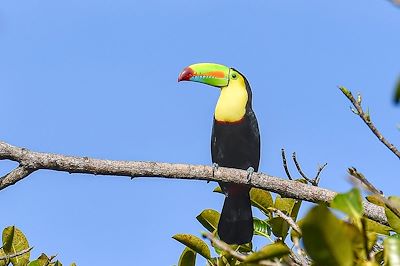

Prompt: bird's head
[
  {"left": 178, "top": 63, "right": 245, "bottom": 88},
  {"left": 178, "top": 62, "right": 252, "bottom": 123}
]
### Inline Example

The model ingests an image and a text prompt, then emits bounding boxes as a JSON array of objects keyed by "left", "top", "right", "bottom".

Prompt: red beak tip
[{"left": 178, "top": 67, "right": 194, "bottom": 82}]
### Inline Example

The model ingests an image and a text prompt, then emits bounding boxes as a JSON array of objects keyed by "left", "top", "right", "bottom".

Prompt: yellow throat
[{"left": 215, "top": 75, "right": 248, "bottom": 122}]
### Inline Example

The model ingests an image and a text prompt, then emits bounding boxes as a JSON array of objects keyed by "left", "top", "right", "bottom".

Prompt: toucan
[{"left": 178, "top": 63, "right": 260, "bottom": 244}]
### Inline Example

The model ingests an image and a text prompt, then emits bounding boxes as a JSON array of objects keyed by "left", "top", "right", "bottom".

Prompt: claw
[
  {"left": 211, "top": 163, "right": 219, "bottom": 182},
  {"left": 246, "top": 167, "right": 255, "bottom": 183}
]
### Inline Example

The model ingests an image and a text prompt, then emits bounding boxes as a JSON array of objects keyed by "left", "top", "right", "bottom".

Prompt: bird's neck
[{"left": 214, "top": 82, "right": 248, "bottom": 123}]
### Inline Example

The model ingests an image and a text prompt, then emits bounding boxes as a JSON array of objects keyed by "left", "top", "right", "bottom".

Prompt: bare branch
[
  {"left": 203, "top": 233, "right": 290, "bottom": 266},
  {"left": 0, "top": 166, "right": 35, "bottom": 189},
  {"left": 0, "top": 141, "right": 388, "bottom": 225},
  {"left": 348, "top": 167, "right": 382, "bottom": 195},
  {"left": 202, "top": 232, "right": 246, "bottom": 261},
  {"left": 0, "top": 246, "right": 33, "bottom": 261},
  {"left": 314, "top": 163, "right": 327, "bottom": 186},
  {"left": 267, "top": 208, "right": 310, "bottom": 265},
  {"left": 281, "top": 149, "right": 293, "bottom": 180},
  {"left": 292, "top": 152, "right": 325, "bottom": 186},
  {"left": 292, "top": 152, "right": 308, "bottom": 181},
  {"left": 339, "top": 86, "right": 400, "bottom": 160},
  {"left": 348, "top": 167, "right": 400, "bottom": 219},
  {"left": 269, "top": 208, "right": 302, "bottom": 236}
]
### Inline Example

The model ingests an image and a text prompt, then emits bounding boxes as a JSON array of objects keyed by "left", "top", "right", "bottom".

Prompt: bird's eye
[{"left": 231, "top": 73, "right": 237, "bottom": 79}]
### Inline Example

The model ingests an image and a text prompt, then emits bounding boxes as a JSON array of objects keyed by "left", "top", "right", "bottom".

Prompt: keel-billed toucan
[{"left": 178, "top": 63, "right": 260, "bottom": 244}]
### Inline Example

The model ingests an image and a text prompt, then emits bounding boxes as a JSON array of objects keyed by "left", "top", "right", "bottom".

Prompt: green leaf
[
  {"left": 243, "top": 243, "right": 290, "bottom": 263},
  {"left": 27, "top": 261, "right": 43, "bottom": 266},
  {"left": 237, "top": 242, "right": 252, "bottom": 253},
  {"left": 12, "top": 258, "right": 29, "bottom": 266},
  {"left": 366, "top": 195, "right": 385, "bottom": 207},
  {"left": 253, "top": 218, "right": 271, "bottom": 238},
  {"left": 178, "top": 247, "right": 196, "bottom": 266},
  {"left": 207, "top": 258, "right": 218, "bottom": 266},
  {"left": 217, "top": 255, "right": 233, "bottom": 266},
  {"left": 213, "top": 186, "right": 223, "bottom": 194},
  {"left": 196, "top": 209, "right": 220, "bottom": 233},
  {"left": 301, "top": 205, "right": 353, "bottom": 266},
  {"left": 384, "top": 196, "right": 400, "bottom": 233},
  {"left": 331, "top": 188, "right": 363, "bottom": 219},
  {"left": 27, "top": 254, "right": 51, "bottom": 266},
  {"left": 219, "top": 253, "right": 238, "bottom": 266},
  {"left": 275, "top": 197, "right": 301, "bottom": 221},
  {"left": 249, "top": 188, "right": 273, "bottom": 215},
  {"left": 339, "top": 86, "right": 352, "bottom": 98},
  {"left": 49, "top": 261, "right": 62, "bottom": 266},
  {"left": 0, "top": 248, "right": 7, "bottom": 266},
  {"left": 384, "top": 235, "right": 400, "bottom": 266},
  {"left": 364, "top": 218, "right": 392, "bottom": 235},
  {"left": 274, "top": 197, "right": 295, "bottom": 214},
  {"left": 269, "top": 217, "right": 289, "bottom": 239},
  {"left": 70, "top": 264, "right": 77, "bottom": 266},
  {"left": 390, "top": 234, "right": 400, "bottom": 239},
  {"left": 374, "top": 250, "right": 384, "bottom": 265},
  {"left": 2, "top": 226, "right": 30, "bottom": 266},
  {"left": 172, "top": 234, "right": 211, "bottom": 260}
]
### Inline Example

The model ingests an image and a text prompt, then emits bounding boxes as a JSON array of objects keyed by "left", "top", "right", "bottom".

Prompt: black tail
[{"left": 218, "top": 192, "right": 253, "bottom": 244}]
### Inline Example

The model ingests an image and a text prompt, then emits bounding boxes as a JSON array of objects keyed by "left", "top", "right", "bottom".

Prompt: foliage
[
  {"left": 173, "top": 186, "right": 400, "bottom": 265},
  {"left": 0, "top": 226, "right": 76, "bottom": 266}
]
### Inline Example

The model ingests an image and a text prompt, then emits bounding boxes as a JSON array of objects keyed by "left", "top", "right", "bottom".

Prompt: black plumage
[{"left": 211, "top": 75, "right": 260, "bottom": 244}]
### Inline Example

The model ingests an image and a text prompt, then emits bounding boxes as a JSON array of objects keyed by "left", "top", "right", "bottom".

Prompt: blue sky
[{"left": 1, "top": 0, "right": 399, "bottom": 265}]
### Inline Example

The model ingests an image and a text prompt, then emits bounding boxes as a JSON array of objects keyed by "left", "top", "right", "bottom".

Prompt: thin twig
[
  {"left": 281, "top": 149, "right": 293, "bottom": 180},
  {"left": 348, "top": 167, "right": 400, "bottom": 219},
  {"left": 269, "top": 208, "right": 302, "bottom": 236},
  {"left": 292, "top": 152, "right": 323, "bottom": 186},
  {"left": 267, "top": 210, "right": 310, "bottom": 265},
  {"left": 202, "top": 232, "right": 246, "bottom": 261},
  {"left": 339, "top": 87, "right": 400, "bottom": 160},
  {"left": 292, "top": 152, "right": 308, "bottom": 181},
  {"left": 348, "top": 168, "right": 382, "bottom": 195},
  {"left": 0, "top": 247, "right": 33, "bottom": 261},
  {"left": 314, "top": 163, "right": 327, "bottom": 186},
  {"left": 288, "top": 250, "right": 310, "bottom": 266},
  {"left": 202, "top": 233, "right": 288, "bottom": 266},
  {"left": 0, "top": 141, "right": 388, "bottom": 225}
]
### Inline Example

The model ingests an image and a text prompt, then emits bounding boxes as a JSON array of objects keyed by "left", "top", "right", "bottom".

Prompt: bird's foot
[
  {"left": 212, "top": 163, "right": 219, "bottom": 177},
  {"left": 210, "top": 163, "right": 219, "bottom": 183},
  {"left": 246, "top": 167, "right": 255, "bottom": 184}
]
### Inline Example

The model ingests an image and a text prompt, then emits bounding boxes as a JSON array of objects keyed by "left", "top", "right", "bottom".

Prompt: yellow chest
[{"left": 214, "top": 83, "right": 248, "bottom": 122}]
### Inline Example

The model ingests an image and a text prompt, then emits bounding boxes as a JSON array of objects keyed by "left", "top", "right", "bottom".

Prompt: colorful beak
[{"left": 178, "top": 63, "right": 230, "bottom": 87}]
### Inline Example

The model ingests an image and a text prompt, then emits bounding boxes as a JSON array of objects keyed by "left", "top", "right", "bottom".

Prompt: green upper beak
[{"left": 178, "top": 63, "right": 230, "bottom": 87}]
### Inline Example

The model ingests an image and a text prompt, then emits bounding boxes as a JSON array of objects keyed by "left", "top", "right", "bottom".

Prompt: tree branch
[
  {"left": 0, "top": 247, "right": 33, "bottom": 261},
  {"left": 0, "top": 166, "right": 35, "bottom": 188},
  {"left": 348, "top": 167, "right": 400, "bottom": 219},
  {"left": 202, "top": 232, "right": 246, "bottom": 261},
  {"left": 203, "top": 233, "right": 290, "bottom": 266},
  {"left": 339, "top": 87, "right": 400, "bottom": 160},
  {"left": 269, "top": 208, "right": 302, "bottom": 236},
  {"left": 281, "top": 149, "right": 293, "bottom": 180},
  {"left": 292, "top": 152, "right": 325, "bottom": 186},
  {"left": 0, "top": 141, "right": 387, "bottom": 225}
]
